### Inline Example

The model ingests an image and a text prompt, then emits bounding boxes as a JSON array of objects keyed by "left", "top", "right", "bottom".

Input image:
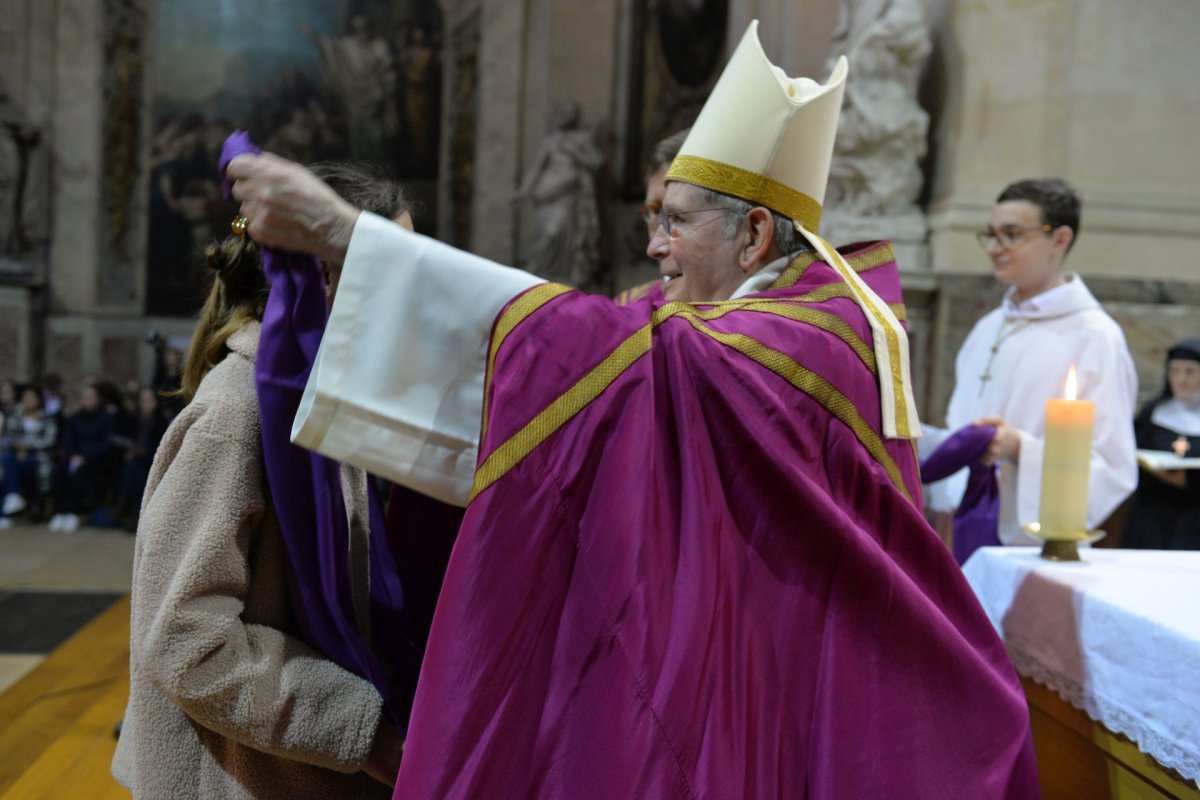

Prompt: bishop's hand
[{"left": 227, "top": 152, "right": 360, "bottom": 267}]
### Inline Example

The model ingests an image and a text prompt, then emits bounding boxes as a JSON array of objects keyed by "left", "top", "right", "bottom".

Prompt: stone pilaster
[
  {"left": 49, "top": 0, "right": 104, "bottom": 315},
  {"left": 926, "top": 0, "right": 1200, "bottom": 280}
]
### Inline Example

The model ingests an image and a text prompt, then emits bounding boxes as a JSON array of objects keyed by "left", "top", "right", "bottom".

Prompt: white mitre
[{"left": 667, "top": 21, "right": 920, "bottom": 440}]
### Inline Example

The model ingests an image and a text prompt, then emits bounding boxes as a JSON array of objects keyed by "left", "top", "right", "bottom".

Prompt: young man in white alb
[{"left": 923, "top": 178, "right": 1138, "bottom": 545}]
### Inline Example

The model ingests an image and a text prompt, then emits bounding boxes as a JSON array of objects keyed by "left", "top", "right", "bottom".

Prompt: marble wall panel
[
  {"left": 46, "top": 331, "right": 83, "bottom": 392},
  {"left": 100, "top": 334, "right": 140, "bottom": 386},
  {"left": 0, "top": 307, "right": 20, "bottom": 379},
  {"left": 0, "top": 287, "right": 35, "bottom": 380},
  {"left": 471, "top": 1, "right": 521, "bottom": 261},
  {"left": 898, "top": 274, "right": 938, "bottom": 421},
  {"left": 441, "top": 8, "right": 481, "bottom": 250}
]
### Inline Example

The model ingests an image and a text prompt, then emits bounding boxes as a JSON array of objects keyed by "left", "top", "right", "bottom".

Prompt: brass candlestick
[{"left": 1022, "top": 523, "right": 1106, "bottom": 562}]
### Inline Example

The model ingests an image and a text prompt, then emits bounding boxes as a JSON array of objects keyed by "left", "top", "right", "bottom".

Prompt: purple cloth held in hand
[
  {"left": 220, "top": 133, "right": 418, "bottom": 728},
  {"left": 921, "top": 424, "right": 1000, "bottom": 564}
]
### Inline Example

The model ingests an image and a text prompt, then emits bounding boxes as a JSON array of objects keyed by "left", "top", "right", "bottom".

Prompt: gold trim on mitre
[{"left": 667, "top": 155, "right": 823, "bottom": 232}]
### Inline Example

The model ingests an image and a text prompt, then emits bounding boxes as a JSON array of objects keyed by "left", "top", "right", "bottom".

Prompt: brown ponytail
[{"left": 177, "top": 235, "right": 268, "bottom": 403}]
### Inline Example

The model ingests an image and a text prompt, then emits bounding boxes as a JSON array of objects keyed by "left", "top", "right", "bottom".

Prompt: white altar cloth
[{"left": 962, "top": 547, "right": 1200, "bottom": 785}]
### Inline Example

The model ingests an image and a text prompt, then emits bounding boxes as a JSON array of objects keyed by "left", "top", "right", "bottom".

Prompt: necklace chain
[{"left": 978, "top": 317, "right": 1028, "bottom": 397}]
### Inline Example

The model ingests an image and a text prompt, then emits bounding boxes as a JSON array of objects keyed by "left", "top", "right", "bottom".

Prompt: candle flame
[{"left": 1064, "top": 365, "right": 1078, "bottom": 400}]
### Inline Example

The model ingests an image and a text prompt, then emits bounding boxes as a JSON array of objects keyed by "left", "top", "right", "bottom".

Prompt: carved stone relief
[{"left": 99, "top": 0, "right": 148, "bottom": 306}]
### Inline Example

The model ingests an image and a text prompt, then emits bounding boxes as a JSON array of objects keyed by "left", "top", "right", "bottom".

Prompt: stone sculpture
[
  {"left": 515, "top": 101, "right": 604, "bottom": 287},
  {"left": 825, "top": 0, "right": 930, "bottom": 216}
]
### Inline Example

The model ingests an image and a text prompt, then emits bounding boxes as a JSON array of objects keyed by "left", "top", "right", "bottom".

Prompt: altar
[{"left": 962, "top": 547, "right": 1200, "bottom": 799}]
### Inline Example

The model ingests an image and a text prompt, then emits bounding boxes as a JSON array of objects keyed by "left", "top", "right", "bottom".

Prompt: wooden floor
[{"left": 0, "top": 596, "right": 131, "bottom": 800}]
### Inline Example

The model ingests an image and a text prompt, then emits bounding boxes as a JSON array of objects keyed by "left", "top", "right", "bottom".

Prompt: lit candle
[{"left": 1038, "top": 366, "right": 1095, "bottom": 538}]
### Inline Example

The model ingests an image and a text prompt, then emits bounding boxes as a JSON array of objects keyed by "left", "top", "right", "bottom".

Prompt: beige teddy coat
[{"left": 112, "top": 323, "right": 393, "bottom": 799}]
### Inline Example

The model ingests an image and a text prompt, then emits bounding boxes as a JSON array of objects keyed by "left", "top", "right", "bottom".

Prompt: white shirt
[
  {"left": 291, "top": 212, "right": 795, "bottom": 506},
  {"left": 921, "top": 275, "right": 1138, "bottom": 544}
]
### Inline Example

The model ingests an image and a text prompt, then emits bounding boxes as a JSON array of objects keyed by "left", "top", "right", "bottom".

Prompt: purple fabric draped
[
  {"left": 219, "top": 132, "right": 418, "bottom": 727},
  {"left": 921, "top": 424, "right": 1002, "bottom": 564},
  {"left": 393, "top": 243, "right": 1040, "bottom": 799},
  {"left": 385, "top": 484, "right": 464, "bottom": 650}
]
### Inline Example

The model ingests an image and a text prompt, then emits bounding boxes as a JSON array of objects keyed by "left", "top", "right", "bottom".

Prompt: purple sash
[
  {"left": 219, "top": 132, "right": 417, "bottom": 727},
  {"left": 920, "top": 424, "right": 1001, "bottom": 564}
]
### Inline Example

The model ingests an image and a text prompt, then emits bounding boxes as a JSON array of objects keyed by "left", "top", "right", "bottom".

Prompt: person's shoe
[
  {"left": 0, "top": 517, "right": 12, "bottom": 530},
  {"left": 2, "top": 493, "right": 25, "bottom": 515},
  {"left": 47, "top": 514, "right": 64, "bottom": 530},
  {"left": 59, "top": 514, "right": 80, "bottom": 533}
]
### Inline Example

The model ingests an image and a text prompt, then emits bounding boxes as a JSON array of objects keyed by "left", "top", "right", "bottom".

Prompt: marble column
[
  {"left": 443, "top": 0, "right": 525, "bottom": 262},
  {"left": 22, "top": 0, "right": 155, "bottom": 389},
  {"left": 49, "top": 0, "right": 104, "bottom": 316}
]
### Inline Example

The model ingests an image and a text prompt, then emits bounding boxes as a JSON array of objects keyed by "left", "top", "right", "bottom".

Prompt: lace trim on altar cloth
[{"left": 1006, "top": 644, "right": 1200, "bottom": 787}]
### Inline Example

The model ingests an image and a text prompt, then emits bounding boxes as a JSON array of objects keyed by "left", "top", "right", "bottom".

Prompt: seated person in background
[
  {"left": 1122, "top": 338, "right": 1200, "bottom": 549},
  {"left": 50, "top": 383, "right": 114, "bottom": 533},
  {"left": 92, "top": 377, "right": 126, "bottom": 417},
  {"left": 111, "top": 386, "right": 169, "bottom": 531},
  {"left": 1, "top": 385, "right": 58, "bottom": 527},
  {"left": 41, "top": 373, "right": 65, "bottom": 418},
  {"left": 41, "top": 373, "right": 66, "bottom": 453},
  {"left": 151, "top": 342, "right": 185, "bottom": 421}
]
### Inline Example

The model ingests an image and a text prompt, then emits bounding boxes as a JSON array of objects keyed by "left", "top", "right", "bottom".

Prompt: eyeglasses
[
  {"left": 975, "top": 224, "right": 1053, "bottom": 251},
  {"left": 646, "top": 206, "right": 738, "bottom": 238},
  {"left": 639, "top": 202, "right": 663, "bottom": 227}
]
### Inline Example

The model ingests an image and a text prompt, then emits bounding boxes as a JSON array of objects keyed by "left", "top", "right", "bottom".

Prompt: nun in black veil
[{"left": 1123, "top": 339, "right": 1200, "bottom": 549}]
